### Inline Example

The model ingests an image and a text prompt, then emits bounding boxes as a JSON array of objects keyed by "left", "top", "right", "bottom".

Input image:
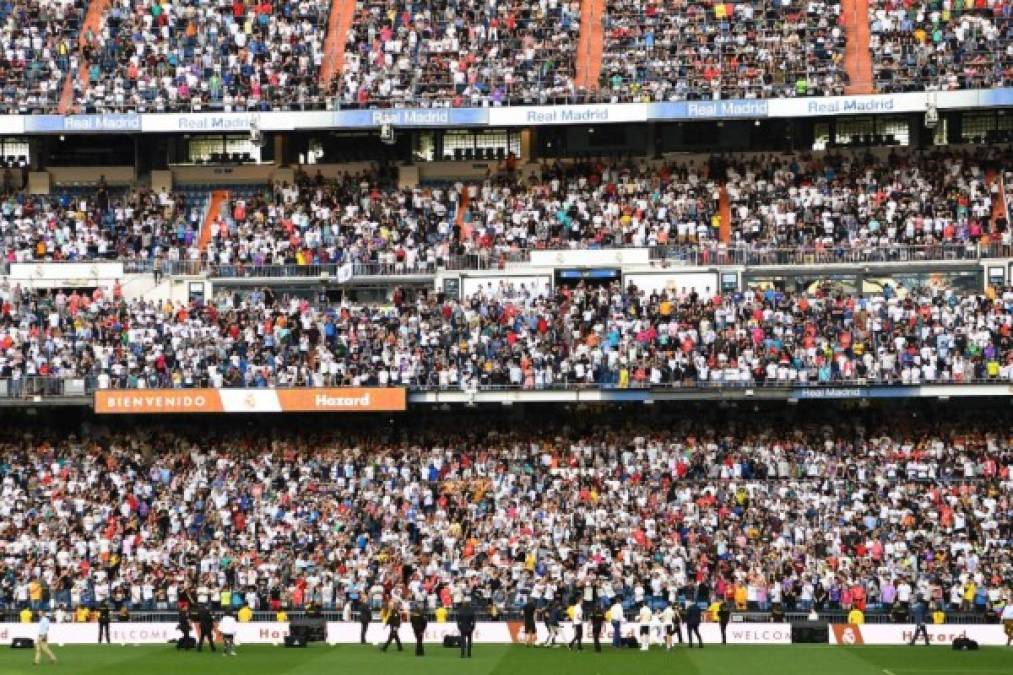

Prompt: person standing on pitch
[
  {"left": 98, "top": 601, "right": 111, "bottom": 644},
  {"left": 660, "top": 604, "right": 676, "bottom": 650},
  {"left": 1001, "top": 602, "right": 1013, "bottom": 646},
  {"left": 909, "top": 597, "right": 930, "bottom": 646},
  {"left": 686, "top": 602, "right": 703, "bottom": 648},
  {"left": 637, "top": 603, "right": 652, "bottom": 650},
  {"left": 356, "top": 597, "right": 371, "bottom": 645},
  {"left": 609, "top": 597, "right": 624, "bottom": 648},
  {"left": 522, "top": 598, "right": 537, "bottom": 647},
  {"left": 457, "top": 598, "right": 476, "bottom": 658},
  {"left": 591, "top": 604, "right": 605, "bottom": 652},
  {"left": 176, "top": 607, "right": 192, "bottom": 649},
  {"left": 568, "top": 601, "right": 584, "bottom": 650},
  {"left": 410, "top": 603, "right": 427, "bottom": 656},
  {"left": 718, "top": 600, "right": 732, "bottom": 644},
  {"left": 34, "top": 611, "right": 58, "bottom": 666},
  {"left": 380, "top": 599, "right": 403, "bottom": 651},
  {"left": 543, "top": 600, "right": 561, "bottom": 647},
  {"left": 220, "top": 611, "right": 238, "bottom": 656},
  {"left": 197, "top": 604, "right": 216, "bottom": 652}
]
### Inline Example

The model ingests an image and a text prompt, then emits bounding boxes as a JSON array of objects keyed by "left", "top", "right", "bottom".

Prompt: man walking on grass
[{"left": 34, "top": 611, "right": 58, "bottom": 666}]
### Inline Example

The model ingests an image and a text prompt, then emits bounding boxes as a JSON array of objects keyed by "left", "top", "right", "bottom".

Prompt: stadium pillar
[{"left": 520, "top": 129, "right": 534, "bottom": 163}]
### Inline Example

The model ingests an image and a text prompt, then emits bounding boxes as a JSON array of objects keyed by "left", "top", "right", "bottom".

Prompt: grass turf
[{"left": 6, "top": 644, "right": 1012, "bottom": 675}]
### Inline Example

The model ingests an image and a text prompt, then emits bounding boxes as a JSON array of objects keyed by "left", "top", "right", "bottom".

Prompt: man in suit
[
  {"left": 456, "top": 598, "right": 476, "bottom": 658},
  {"left": 357, "top": 598, "right": 372, "bottom": 645},
  {"left": 718, "top": 600, "right": 732, "bottom": 644},
  {"left": 409, "top": 603, "right": 428, "bottom": 656},
  {"left": 380, "top": 599, "right": 403, "bottom": 651},
  {"left": 196, "top": 604, "right": 216, "bottom": 652},
  {"left": 590, "top": 604, "right": 605, "bottom": 652},
  {"left": 686, "top": 602, "right": 703, "bottom": 648},
  {"left": 176, "top": 608, "right": 193, "bottom": 650},
  {"left": 98, "top": 602, "right": 111, "bottom": 643}
]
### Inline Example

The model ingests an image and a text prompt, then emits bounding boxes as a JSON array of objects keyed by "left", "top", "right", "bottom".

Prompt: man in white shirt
[
  {"left": 660, "top": 604, "right": 676, "bottom": 650},
  {"left": 219, "top": 611, "right": 238, "bottom": 656},
  {"left": 568, "top": 603, "right": 583, "bottom": 651},
  {"left": 1002, "top": 603, "right": 1013, "bottom": 646},
  {"left": 609, "top": 599, "right": 624, "bottom": 648},
  {"left": 638, "top": 603, "right": 653, "bottom": 650},
  {"left": 34, "top": 611, "right": 58, "bottom": 665}
]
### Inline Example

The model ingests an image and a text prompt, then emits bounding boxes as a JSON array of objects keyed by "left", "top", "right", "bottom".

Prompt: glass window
[
  {"left": 441, "top": 129, "right": 520, "bottom": 160},
  {"left": 0, "top": 137, "right": 29, "bottom": 166},
  {"left": 186, "top": 135, "right": 262, "bottom": 164}
]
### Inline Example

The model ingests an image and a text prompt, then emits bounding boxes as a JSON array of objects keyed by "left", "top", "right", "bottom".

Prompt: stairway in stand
[
  {"left": 574, "top": 0, "right": 605, "bottom": 91},
  {"left": 842, "top": 0, "right": 874, "bottom": 94},
  {"left": 58, "top": 0, "right": 111, "bottom": 114}
]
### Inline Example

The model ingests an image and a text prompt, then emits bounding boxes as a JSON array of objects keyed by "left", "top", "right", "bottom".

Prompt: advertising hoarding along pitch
[{"left": 94, "top": 388, "right": 407, "bottom": 414}]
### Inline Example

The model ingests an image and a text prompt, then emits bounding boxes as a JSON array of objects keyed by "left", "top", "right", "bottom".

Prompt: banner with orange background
[{"left": 94, "top": 388, "right": 407, "bottom": 414}]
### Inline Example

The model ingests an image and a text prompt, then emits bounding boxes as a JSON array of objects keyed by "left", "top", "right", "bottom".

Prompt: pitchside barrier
[
  {"left": 828, "top": 623, "right": 1008, "bottom": 646},
  {"left": 0, "top": 621, "right": 790, "bottom": 645},
  {"left": 6, "top": 621, "right": 1004, "bottom": 646}
]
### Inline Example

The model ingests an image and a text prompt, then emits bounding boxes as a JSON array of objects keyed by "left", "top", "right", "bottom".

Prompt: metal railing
[
  {"left": 2, "top": 376, "right": 1011, "bottom": 401},
  {"left": 4, "top": 242, "right": 1010, "bottom": 281},
  {"left": 0, "top": 606, "right": 1001, "bottom": 625}
]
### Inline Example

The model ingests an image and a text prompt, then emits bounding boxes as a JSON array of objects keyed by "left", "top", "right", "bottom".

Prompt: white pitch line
[{"left": 883, "top": 669, "right": 897, "bottom": 675}]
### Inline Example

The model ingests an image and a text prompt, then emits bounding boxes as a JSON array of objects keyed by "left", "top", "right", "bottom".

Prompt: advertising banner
[
  {"left": 0, "top": 622, "right": 290, "bottom": 645},
  {"left": 328, "top": 621, "right": 792, "bottom": 645},
  {"left": 829, "top": 623, "right": 1007, "bottom": 646},
  {"left": 94, "top": 388, "right": 408, "bottom": 414}
]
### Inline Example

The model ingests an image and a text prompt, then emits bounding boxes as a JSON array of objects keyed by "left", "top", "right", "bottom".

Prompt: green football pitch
[{"left": 6, "top": 644, "right": 1012, "bottom": 675}]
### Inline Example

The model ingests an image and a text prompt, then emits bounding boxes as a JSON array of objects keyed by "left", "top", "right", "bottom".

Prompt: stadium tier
[
  {"left": 3, "top": 150, "right": 1012, "bottom": 265},
  {"left": 0, "top": 405, "right": 1010, "bottom": 624},
  {"left": 2, "top": 283, "right": 1013, "bottom": 389}
]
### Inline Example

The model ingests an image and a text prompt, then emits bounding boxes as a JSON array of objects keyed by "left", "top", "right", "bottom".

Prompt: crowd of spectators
[
  {"left": 2, "top": 150, "right": 1010, "bottom": 267},
  {"left": 724, "top": 148, "right": 1010, "bottom": 249},
  {"left": 599, "top": 0, "right": 848, "bottom": 102},
  {"left": 74, "top": 0, "right": 330, "bottom": 113},
  {"left": 0, "top": 0, "right": 83, "bottom": 113},
  {"left": 0, "top": 182, "right": 202, "bottom": 263},
  {"left": 0, "top": 410, "right": 1010, "bottom": 620},
  {"left": 3, "top": 280, "right": 1013, "bottom": 389},
  {"left": 337, "top": 0, "right": 580, "bottom": 108},
  {"left": 868, "top": 1, "right": 1013, "bottom": 93}
]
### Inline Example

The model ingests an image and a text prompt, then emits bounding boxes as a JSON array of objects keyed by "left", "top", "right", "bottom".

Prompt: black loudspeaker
[
  {"left": 443, "top": 635, "right": 461, "bottom": 647},
  {"left": 952, "top": 636, "right": 979, "bottom": 651},
  {"left": 791, "top": 622, "right": 829, "bottom": 644},
  {"left": 11, "top": 638, "right": 35, "bottom": 649},
  {"left": 284, "top": 634, "right": 307, "bottom": 648}
]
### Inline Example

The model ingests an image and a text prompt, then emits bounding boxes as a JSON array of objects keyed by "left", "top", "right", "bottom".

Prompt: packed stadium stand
[{"left": 2, "top": 0, "right": 1013, "bottom": 653}]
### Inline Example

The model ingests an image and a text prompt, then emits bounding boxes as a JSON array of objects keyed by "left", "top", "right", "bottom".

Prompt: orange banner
[
  {"left": 94, "top": 388, "right": 407, "bottom": 414},
  {"left": 275, "top": 388, "right": 406, "bottom": 412}
]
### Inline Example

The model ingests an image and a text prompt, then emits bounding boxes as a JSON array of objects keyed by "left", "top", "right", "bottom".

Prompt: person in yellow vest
[
  {"left": 20, "top": 607, "right": 33, "bottom": 623},
  {"left": 75, "top": 606, "right": 90, "bottom": 623},
  {"left": 238, "top": 605, "right": 253, "bottom": 623},
  {"left": 434, "top": 606, "right": 448, "bottom": 623},
  {"left": 276, "top": 608, "right": 288, "bottom": 623},
  {"left": 847, "top": 608, "right": 865, "bottom": 625},
  {"left": 707, "top": 600, "right": 721, "bottom": 622},
  {"left": 932, "top": 607, "right": 946, "bottom": 624}
]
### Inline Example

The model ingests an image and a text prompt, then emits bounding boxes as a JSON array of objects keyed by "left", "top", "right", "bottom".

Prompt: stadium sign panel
[
  {"left": 829, "top": 623, "right": 1008, "bottom": 646},
  {"left": 94, "top": 387, "right": 407, "bottom": 414},
  {"left": 2, "top": 88, "right": 1013, "bottom": 134}
]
